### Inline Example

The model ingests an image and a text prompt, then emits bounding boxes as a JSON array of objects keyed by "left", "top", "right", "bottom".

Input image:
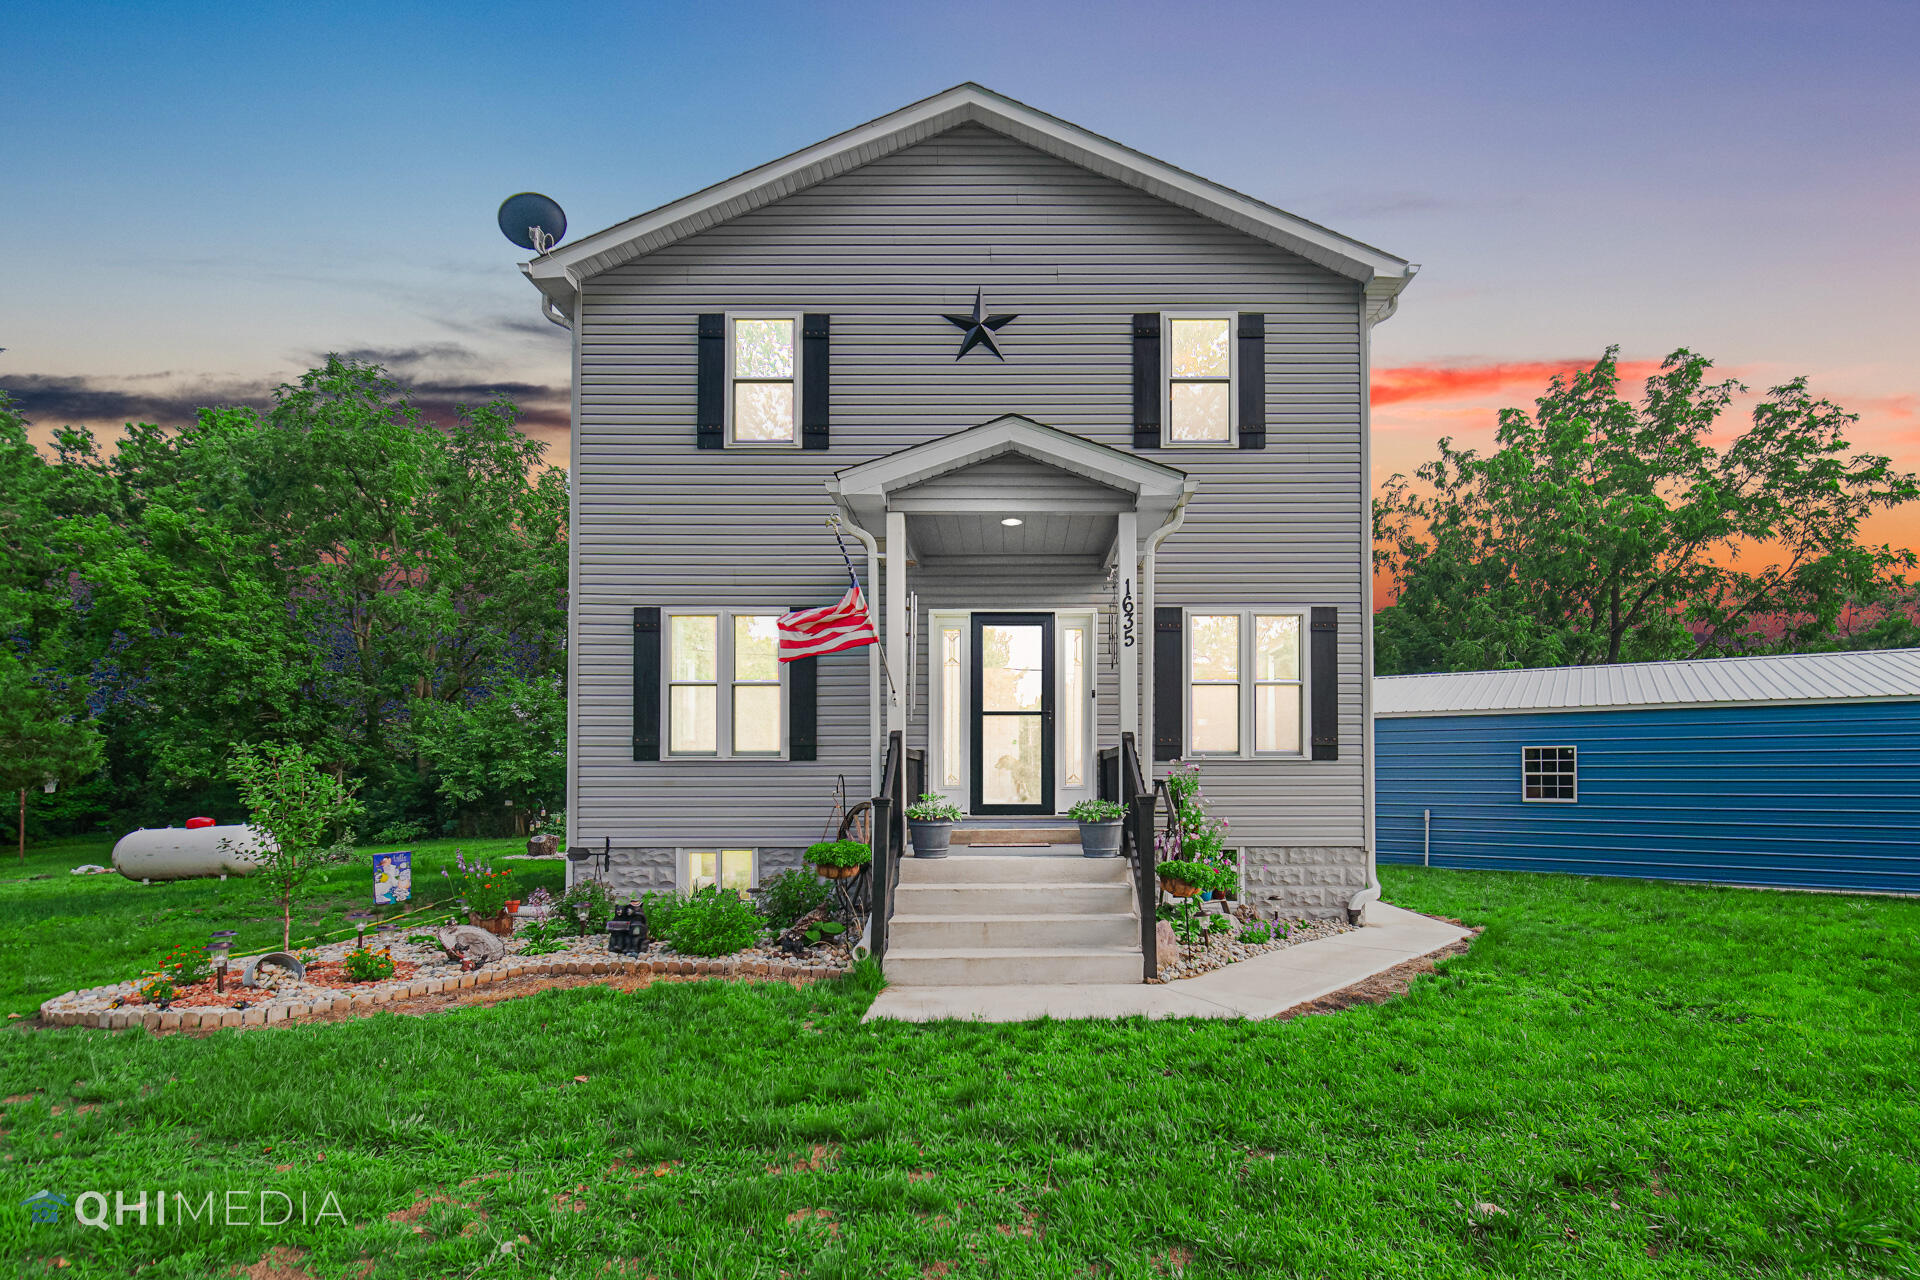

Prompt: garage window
[{"left": 1521, "top": 746, "right": 1578, "bottom": 802}]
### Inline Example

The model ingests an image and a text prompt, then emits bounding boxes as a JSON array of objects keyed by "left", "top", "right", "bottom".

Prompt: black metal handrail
[
  {"left": 1119, "top": 732, "right": 1158, "bottom": 980},
  {"left": 869, "top": 730, "right": 906, "bottom": 965}
]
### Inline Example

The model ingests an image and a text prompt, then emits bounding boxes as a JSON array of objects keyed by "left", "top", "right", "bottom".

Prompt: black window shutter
[
  {"left": 1132, "top": 313, "right": 1162, "bottom": 450},
  {"left": 801, "top": 314, "right": 830, "bottom": 450},
  {"left": 1153, "top": 606, "right": 1184, "bottom": 761},
  {"left": 1310, "top": 606, "right": 1338, "bottom": 760},
  {"left": 1237, "top": 313, "right": 1266, "bottom": 450},
  {"left": 633, "top": 607, "right": 661, "bottom": 761},
  {"left": 696, "top": 314, "right": 724, "bottom": 450},
  {"left": 788, "top": 603, "right": 818, "bottom": 760}
]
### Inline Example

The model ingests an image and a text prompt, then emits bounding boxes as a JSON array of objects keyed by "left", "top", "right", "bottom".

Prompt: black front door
[{"left": 970, "top": 612, "right": 1055, "bottom": 816}]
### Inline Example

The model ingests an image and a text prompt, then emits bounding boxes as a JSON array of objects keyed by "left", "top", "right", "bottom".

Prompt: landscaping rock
[
  {"left": 1154, "top": 920, "right": 1182, "bottom": 964},
  {"left": 436, "top": 925, "right": 507, "bottom": 968}
]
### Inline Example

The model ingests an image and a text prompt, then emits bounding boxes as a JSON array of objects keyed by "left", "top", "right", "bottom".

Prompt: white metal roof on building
[{"left": 1374, "top": 648, "right": 1920, "bottom": 717}]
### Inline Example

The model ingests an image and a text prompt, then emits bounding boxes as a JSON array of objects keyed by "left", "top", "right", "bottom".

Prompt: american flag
[{"left": 777, "top": 584, "right": 879, "bottom": 661}]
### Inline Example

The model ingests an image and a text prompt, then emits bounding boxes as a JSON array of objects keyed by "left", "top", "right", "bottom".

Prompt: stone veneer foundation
[
  {"left": 574, "top": 846, "right": 810, "bottom": 896},
  {"left": 1240, "top": 846, "right": 1371, "bottom": 921}
]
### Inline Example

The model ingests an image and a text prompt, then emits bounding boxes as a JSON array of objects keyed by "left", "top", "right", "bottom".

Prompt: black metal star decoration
[{"left": 942, "top": 288, "right": 1018, "bottom": 361}]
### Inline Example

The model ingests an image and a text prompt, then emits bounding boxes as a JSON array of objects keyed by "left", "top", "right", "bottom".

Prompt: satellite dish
[{"left": 498, "top": 192, "right": 567, "bottom": 254}]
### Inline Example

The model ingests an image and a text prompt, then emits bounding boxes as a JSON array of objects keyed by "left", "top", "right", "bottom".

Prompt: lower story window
[
  {"left": 1187, "top": 610, "right": 1306, "bottom": 756},
  {"left": 665, "top": 611, "right": 785, "bottom": 757},
  {"left": 1521, "top": 746, "right": 1577, "bottom": 802},
  {"left": 683, "top": 848, "right": 757, "bottom": 894}
]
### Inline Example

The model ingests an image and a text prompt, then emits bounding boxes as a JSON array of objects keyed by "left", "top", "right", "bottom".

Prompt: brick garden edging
[{"left": 37, "top": 953, "right": 851, "bottom": 1032}]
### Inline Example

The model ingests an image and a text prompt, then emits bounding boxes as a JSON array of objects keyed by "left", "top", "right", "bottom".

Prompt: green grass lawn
[
  {"left": 2, "top": 865, "right": 1916, "bottom": 1277},
  {"left": 0, "top": 835, "right": 567, "bottom": 1018}
]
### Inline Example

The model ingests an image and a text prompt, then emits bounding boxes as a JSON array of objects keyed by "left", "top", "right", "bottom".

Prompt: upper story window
[
  {"left": 1522, "top": 746, "right": 1578, "bottom": 802},
  {"left": 728, "top": 316, "right": 799, "bottom": 445},
  {"left": 666, "top": 611, "right": 786, "bottom": 757},
  {"left": 1164, "top": 314, "right": 1234, "bottom": 445},
  {"left": 1187, "top": 611, "right": 1305, "bottom": 756}
]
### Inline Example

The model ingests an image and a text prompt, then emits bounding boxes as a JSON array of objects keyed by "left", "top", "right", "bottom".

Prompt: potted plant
[
  {"left": 442, "top": 850, "right": 515, "bottom": 935},
  {"left": 905, "top": 793, "right": 962, "bottom": 858},
  {"left": 1067, "top": 799, "right": 1127, "bottom": 858},
  {"left": 806, "top": 839, "right": 872, "bottom": 880},
  {"left": 1155, "top": 858, "right": 1213, "bottom": 898}
]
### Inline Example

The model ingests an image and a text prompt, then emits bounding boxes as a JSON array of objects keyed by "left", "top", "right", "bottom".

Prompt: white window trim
[
  {"left": 677, "top": 847, "right": 760, "bottom": 894},
  {"left": 724, "top": 312, "right": 803, "bottom": 449},
  {"left": 1520, "top": 745, "right": 1579, "bottom": 804},
  {"left": 1183, "top": 609, "right": 1309, "bottom": 759},
  {"left": 1160, "top": 311, "right": 1237, "bottom": 448},
  {"left": 662, "top": 609, "right": 789, "bottom": 759}
]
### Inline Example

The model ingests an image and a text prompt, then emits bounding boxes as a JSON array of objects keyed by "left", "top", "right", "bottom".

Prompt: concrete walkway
[{"left": 862, "top": 901, "right": 1470, "bottom": 1023}]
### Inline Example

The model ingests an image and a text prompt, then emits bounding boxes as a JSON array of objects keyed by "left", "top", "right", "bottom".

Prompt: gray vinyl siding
[{"left": 572, "top": 122, "right": 1366, "bottom": 848}]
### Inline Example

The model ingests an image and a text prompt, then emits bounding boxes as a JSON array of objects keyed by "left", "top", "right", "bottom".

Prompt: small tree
[
  {"left": 229, "top": 742, "right": 360, "bottom": 950},
  {"left": 0, "top": 658, "right": 102, "bottom": 859}
]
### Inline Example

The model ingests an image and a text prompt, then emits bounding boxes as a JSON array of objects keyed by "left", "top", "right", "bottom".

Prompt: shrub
[
  {"left": 370, "top": 820, "right": 428, "bottom": 844},
  {"left": 665, "top": 885, "right": 764, "bottom": 957},
  {"left": 137, "top": 972, "right": 176, "bottom": 1004},
  {"left": 160, "top": 944, "right": 212, "bottom": 986},
  {"left": 1068, "top": 799, "right": 1127, "bottom": 823},
  {"left": 905, "top": 793, "right": 962, "bottom": 822},
  {"left": 805, "top": 839, "right": 872, "bottom": 869},
  {"left": 556, "top": 878, "right": 615, "bottom": 936},
  {"left": 342, "top": 947, "right": 396, "bottom": 982},
  {"left": 758, "top": 869, "right": 830, "bottom": 931},
  {"left": 637, "top": 890, "right": 685, "bottom": 939}
]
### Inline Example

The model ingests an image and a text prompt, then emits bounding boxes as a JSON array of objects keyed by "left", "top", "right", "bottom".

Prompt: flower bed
[
  {"left": 1155, "top": 907, "right": 1354, "bottom": 982},
  {"left": 41, "top": 921, "right": 857, "bottom": 1032}
]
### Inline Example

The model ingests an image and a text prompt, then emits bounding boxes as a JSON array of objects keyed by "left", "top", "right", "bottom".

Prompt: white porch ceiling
[{"left": 907, "top": 510, "right": 1116, "bottom": 560}]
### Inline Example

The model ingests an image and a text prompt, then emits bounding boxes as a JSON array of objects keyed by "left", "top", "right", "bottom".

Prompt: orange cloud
[{"left": 1371, "top": 359, "right": 1664, "bottom": 406}]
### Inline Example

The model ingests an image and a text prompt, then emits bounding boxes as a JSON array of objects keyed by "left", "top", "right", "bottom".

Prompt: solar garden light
[{"left": 208, "top": 930, "right": 237, "bottom": 993}]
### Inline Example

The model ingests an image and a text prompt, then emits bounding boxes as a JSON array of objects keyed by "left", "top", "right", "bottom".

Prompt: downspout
[
  {"left": 1138, "top": 482, "right": 1195, "bottom": 766},
  {"left": 835, "top": 513, "right": 884, "bottom": 798},
  {"left": 1348, "top": 274, "right": 1412, "bottom": 922}
]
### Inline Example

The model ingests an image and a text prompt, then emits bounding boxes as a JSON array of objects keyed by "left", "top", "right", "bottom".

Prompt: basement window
[
  {"left": 683, "top": 849, "right": 757, "bottom": 895},
  {"left": 1521, "top": 746, "right": 1578, "bottom": 802}
]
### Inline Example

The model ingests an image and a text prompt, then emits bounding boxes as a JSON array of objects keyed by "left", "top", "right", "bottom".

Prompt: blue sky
[{"left": 6, "top": 0, "right": 1917, "bottom": 532}]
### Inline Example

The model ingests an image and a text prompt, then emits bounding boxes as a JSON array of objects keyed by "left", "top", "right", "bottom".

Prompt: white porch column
[
  {"left": 1115, "top": 510, "right": 1139, "bottom": 745},
  {"left": 884, "top": 508, "right": 908, "bottom": 740}
]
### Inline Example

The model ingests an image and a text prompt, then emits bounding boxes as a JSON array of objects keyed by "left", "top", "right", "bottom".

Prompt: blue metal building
[{"left": 1375, "top": 648, "right": 1920, "bottom": 894}]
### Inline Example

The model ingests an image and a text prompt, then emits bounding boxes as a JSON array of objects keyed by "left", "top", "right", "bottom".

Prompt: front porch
[{"left": 827, "top": 414, "right": 1197, "bottom": 817}]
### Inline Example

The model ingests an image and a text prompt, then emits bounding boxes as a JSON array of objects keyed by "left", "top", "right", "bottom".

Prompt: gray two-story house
[{"left": 522, "top": 84, "right": 1415, "bottom": 983}]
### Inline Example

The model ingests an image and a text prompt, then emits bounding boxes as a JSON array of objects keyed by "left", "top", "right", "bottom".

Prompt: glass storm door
[{"left": 970, "top": 613, "right": 1055, "bottom": 816}]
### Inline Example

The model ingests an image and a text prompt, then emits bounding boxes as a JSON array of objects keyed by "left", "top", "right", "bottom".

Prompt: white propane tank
[{"left": 111, "top": 825, "right": 274, "bottom": 881}]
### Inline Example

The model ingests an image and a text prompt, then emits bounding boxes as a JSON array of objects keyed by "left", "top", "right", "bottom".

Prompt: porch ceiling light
[{"left": 1000, "top": 517, "right": 1023, "bottom": 527}]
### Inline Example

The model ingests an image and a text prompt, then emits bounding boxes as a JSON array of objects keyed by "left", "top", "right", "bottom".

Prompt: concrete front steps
[{"left": 885, "top": 851, "right": 1145, "bottom": 986}]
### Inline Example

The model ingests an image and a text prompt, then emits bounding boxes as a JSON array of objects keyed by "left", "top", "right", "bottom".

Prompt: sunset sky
[{"left": 7, "top": 1, "right": 1917, "bottom": 549}]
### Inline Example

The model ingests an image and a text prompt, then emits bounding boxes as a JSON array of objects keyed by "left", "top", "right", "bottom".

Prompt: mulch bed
[{"left": 1271, "top": 930, "right": 1481, "bottom": 1021}]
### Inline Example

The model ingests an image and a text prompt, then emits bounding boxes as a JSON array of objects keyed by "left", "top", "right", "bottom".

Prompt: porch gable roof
[{"left": 825, "top": 415, "right": 1194, "bottom": 536}]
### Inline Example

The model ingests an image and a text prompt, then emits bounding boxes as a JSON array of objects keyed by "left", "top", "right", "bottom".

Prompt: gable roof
[
  {"left": 826, "top": 413, "right": 1195, "bottom": 535},
  {"left": 1375, "top": 648, "right": 1920, "bottom": 717},
  {"left": 522, "top": 83, "right": 1416, "bottom": 323}
]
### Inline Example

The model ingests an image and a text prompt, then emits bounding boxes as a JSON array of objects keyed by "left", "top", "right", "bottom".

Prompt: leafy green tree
[
  {"left": 1374, "top": 349, "right": 1920, "bottom": 673},
  {"left": 7, "top": 358, "right": 567, "bottom": 833},
  {"left": 228, "top": 741, "right": 360, "bottom": 950},
  {"left": 0, "top": 656, "right": 103, "bottom": 858},
  {"left": 406, "top": 674, "right": 565, "bottom": 833}
]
